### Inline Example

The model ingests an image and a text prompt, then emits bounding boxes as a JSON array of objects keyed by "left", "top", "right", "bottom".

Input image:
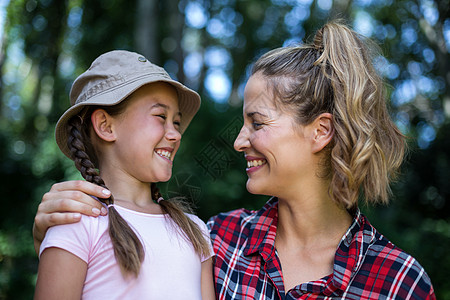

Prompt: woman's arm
[
  {"left": 34, "top": 247, "right": 88, "bottom": 300},
  {"left": 33, "top": 180, "right": 109, "bottom": 254},
  {"left": 201, "top": 257, "right": 216, "bottom": 300}
]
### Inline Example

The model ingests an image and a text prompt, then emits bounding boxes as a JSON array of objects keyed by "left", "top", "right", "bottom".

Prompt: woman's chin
[{"left": 246, "top": 180, "right": 269, "bottom": 196}]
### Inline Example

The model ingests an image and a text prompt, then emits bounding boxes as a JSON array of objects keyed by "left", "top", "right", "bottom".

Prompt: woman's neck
[
  {"left": 276, "top": 184, "right": 352, "bottom": 248},
  {"left": 274, "top": 187, "right": 352, "bottom": 290}
]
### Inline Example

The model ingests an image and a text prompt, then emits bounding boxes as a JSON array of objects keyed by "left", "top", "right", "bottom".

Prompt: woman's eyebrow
[{"left": 247, "top": 111, "right": 268, "bottom": 118}]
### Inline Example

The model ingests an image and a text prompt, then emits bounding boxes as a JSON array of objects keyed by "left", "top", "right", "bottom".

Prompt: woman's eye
[
  {"left": 174, "top": 120, "right": 181, "bottom": 127},
  {"left": 157, "top": 115, "right": 166, "bottom": 120},
  {"left": 252, "top": 122, "right": 263, "bottom": 129}
]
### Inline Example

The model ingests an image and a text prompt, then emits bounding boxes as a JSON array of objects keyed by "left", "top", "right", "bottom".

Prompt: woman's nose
[{"left": 234, "top": 126, "right": 250, "bottom": 152}]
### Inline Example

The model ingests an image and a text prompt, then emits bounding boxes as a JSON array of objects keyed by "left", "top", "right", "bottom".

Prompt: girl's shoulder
[
  {"left": 39, "top": 214, "right": 110, "bottom": 260},
  {"left": 185, "top": 213, "right": 210, "bottom": 233},
  {"left": 45, "top": 214, "right": 109, "bottom": 238}
]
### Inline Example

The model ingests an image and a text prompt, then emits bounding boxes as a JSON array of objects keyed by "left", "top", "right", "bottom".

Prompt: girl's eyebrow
[{"left": 151, "top": 103, "right": 182, "bottom": 117}]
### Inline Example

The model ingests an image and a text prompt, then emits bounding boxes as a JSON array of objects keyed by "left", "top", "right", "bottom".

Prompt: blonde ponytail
[
  {"left": 252, "top": 20, "right": 406, "bottom": 208},
  {"left": 315, "top": 21, "right": 406, "bottom": 207}
]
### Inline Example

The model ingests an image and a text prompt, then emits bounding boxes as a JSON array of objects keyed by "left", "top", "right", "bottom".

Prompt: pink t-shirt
[{"left": 39, "top": 205, "right": 213, "bottom": 299}]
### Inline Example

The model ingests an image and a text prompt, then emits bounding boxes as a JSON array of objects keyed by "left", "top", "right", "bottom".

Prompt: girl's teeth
[{"left": 156, "top": 150, "right": 171, "bottom": 159}]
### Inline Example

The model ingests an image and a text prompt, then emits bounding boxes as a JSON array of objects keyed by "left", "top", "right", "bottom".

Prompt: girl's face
[
  {"left": 109, "top": 82, "right": 182, "bottom": 184},
  {"left": 234, "top": 73, "right": 315, "bottom": 197}
]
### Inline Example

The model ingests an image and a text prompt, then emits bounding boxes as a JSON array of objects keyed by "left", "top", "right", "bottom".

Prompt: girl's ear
[
  {"left": 91, "top": 109, "right": 117, "bottom": 142},
  {"left": 311, "top": 113, "right": 334, "bottom": 153}
]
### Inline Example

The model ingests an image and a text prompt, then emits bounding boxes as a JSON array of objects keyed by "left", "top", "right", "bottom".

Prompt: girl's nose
[
  {"left": 165, "top": 124, "right": 182, "bottom": 142},
  {"left": 234, "top": 126, "right": 250, "bottom": 152}
]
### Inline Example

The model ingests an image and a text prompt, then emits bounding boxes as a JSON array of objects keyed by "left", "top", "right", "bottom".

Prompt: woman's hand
[{"left": 33, "top": 180, "right": 110, "bottom": 254}]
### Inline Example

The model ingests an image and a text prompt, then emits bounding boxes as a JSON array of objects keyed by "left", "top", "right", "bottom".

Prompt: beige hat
[{"left": 55, "top": 50, "right": 201, "bottom": 159}]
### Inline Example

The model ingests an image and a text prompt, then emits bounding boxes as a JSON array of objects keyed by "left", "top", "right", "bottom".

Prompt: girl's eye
[{"left": 156, "top": 114, "right": 181, "bottom": 129}]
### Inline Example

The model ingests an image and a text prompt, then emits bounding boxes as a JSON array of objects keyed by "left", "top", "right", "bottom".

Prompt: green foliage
[{"left": 0, "top": 0, "right": 448, "bottom": 298}]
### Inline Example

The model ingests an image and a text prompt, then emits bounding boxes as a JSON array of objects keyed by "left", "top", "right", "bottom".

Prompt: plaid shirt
[{"left": 207, "top": 197, "right": 435, "bottom": 300}]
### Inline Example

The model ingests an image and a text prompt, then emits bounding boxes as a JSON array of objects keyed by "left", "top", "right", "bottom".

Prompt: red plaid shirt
[{"left": 207, "top": 197, "right": 435, "bottom": 299}]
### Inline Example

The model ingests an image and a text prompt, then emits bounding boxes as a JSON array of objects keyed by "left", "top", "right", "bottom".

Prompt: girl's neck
[{"left": 99, "top": 168, "right": 161, "bottom": 213}]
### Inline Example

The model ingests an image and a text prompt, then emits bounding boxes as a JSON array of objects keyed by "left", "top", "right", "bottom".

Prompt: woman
[{"left": 33, "top": 21, "right": 434, "bottom": 299}]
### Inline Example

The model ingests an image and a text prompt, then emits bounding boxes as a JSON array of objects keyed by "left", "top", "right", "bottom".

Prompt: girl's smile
[{"left": 155, "top": 147, "right": 174, "bottom": 164}]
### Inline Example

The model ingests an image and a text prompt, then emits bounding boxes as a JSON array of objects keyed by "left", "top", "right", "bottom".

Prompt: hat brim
[{"left": 55, "top": 74, "right": 200, "bottom": 159}]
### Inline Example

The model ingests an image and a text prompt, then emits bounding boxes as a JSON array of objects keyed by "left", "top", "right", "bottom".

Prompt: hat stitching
[
  {"left": 76, "top": 75, "right": 125, "bottom": 104},
  {"left": 75, "top": 71, "right": 172, "bottom": 105}
]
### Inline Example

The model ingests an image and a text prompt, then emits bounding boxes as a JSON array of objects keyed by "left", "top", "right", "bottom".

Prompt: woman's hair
[
  {"left": 67, "top": 100, "right": 210, "bottom": 277},
  {"left": 252, "top": 20, "right": 406, "bottom": 209}
]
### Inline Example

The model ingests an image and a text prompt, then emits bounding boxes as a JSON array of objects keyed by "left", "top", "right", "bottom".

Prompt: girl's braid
[{"left": 67, "top": 116, "right": 113, "bottom": 204}]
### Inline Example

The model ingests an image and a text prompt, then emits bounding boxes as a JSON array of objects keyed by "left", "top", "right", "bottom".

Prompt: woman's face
[{"left": 234, "top": 73, "right": 316, "bottom": 197}]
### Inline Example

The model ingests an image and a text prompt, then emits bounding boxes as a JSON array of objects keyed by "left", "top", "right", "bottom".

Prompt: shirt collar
[
  {"left": 330, "top": 208, "right": 378, "bottom": 292},
  {"left": 242, "top": 197, "right": 379, "bottom": 294},
  {"left": 243, "top": 197, "right": 279, "bottom": 261}
]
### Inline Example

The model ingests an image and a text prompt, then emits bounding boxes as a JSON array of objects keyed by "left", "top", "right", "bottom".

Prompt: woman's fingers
[
  {"left": 48, "top": 180, "right": 111, "bottom": 200},
  {"left": 39, "top": 193, "right": 104, "bottom": 216},
  {"left": 44, "top": 180, "right": 110, "bottom": 214},
  {"left": 33, "top": 212, "right": 82, "bottom": 255},
  {"left": 34, "top": 211, "right": 82, "bottom": 233}
]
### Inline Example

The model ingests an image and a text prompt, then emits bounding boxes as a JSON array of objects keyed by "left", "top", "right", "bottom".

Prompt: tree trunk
[
  {"left": 167, "top": 0, "right": 186, "bottom": 83},
  {"left": 135, "top": 0, "right": 159, "bottom": 63}
]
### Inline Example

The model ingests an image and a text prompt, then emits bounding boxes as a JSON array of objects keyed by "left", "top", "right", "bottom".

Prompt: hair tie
[
  {"left": 77, "top": 114, "right": 84, "bottom": 124},
  {"left": 157, "top": 197, "right": 164, "bottom": 204}
]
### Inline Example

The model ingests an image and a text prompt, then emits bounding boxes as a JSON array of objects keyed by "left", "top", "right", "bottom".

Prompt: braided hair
[{"left": 67, "top": 114, "right": 144, "bottom": 277}]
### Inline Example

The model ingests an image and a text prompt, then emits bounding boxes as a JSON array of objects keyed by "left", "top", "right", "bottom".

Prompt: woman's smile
[{"left": 245, "top": 155, "right": 267, "bottom": 173}]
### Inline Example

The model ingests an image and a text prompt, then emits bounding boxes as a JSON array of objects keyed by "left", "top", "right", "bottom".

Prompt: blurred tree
[
  {"left": 0, "top": 0, "right": 448, "bottom": 299},
  {"left": 135, "top": 0, "right": 159, "bottom": 60}
]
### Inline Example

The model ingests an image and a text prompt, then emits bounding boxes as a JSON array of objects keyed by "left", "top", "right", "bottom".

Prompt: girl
[{"left": 34, "top": 50, "right": 215, "bottom": 299}]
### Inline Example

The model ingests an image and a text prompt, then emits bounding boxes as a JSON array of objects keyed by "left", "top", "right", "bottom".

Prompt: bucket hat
[{"left": 55, "top": 50, "right": 201, "bottom": 159}]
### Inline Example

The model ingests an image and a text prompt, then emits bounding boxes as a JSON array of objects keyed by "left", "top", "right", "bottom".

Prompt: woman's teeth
[
  {"left": 247, "top": 159, "right": 266, "bottom": 168},
  {"left": 156, "top": 149, "right": 171, "bottom": 160}
]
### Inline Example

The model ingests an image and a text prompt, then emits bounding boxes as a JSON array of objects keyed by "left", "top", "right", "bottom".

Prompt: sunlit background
[{"left": 0, "top": 0, "right": 449, "bottom": 298}]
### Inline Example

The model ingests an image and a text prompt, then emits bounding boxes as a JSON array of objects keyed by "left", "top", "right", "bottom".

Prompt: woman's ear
[
  {"left": 91, "top": 109, "right": 117, "bottom": 142},
  {"left": 311, "top": 113, "right": 334, "bottom": 153}
]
